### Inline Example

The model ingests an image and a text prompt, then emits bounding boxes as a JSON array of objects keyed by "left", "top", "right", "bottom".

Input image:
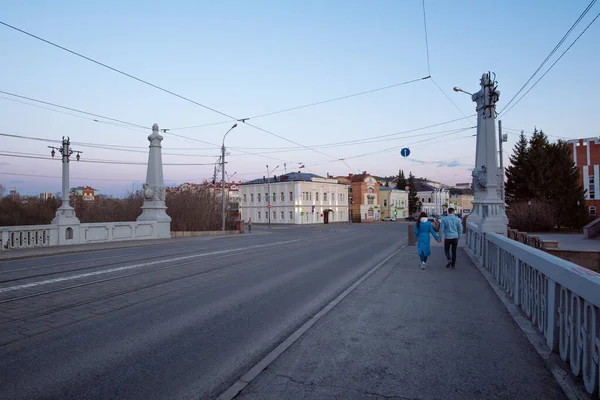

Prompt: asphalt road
[{"left": 0, "top": 223, "right": 407, "bottom": 399}]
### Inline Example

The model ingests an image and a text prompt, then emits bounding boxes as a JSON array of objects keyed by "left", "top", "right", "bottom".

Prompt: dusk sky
[{"left": 1, "top": 0, "right": 599, "bottom": 197}]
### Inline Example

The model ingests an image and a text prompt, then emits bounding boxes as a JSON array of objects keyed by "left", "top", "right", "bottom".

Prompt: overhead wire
[
  {"left": 499, "top": 0, "right": 598, "bottom": 115},
  {"left": 307, "top": 126, "right": 475, "bottom": 168},
  {"left": 0, "top": 151, "right": 218, "bottom": 166},
  {"left": 422, "top": 0, "right": 431, "bottom": 76},
  {"left": 500, "top": 9, "right": 600, "bottom": 118},
  {"left": 168, "top": 76, "right": 431, "bottom": 131},
  {"left": 0, "top": 20, "right": 423, "bottom": 169},
  {"left": 0, "top": 89, "right": 149, "bottom": 130}
]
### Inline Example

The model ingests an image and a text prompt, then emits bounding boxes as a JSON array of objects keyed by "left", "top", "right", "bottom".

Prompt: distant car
[{"left": 382, "top": 217, "right": 396, "bottom": 221}]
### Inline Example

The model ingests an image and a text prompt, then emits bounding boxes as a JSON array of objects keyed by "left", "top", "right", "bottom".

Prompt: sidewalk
[
  {"left": 236, "top": 242, "right": 567, "bottom": 399},
  {"left": 0, "top": 230, "right": 273, "bottom": 261}
]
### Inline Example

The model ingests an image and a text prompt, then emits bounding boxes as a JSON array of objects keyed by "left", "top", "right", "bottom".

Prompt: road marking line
[
  {"left": 0, "top": 240, "right": 300, "bottom": 294},
  {"left": 217, "top": 242, "right": 407, "bottom": 400}
]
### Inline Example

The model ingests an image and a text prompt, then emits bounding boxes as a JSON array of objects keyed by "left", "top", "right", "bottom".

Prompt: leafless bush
[
  {"left": 0, "top": 196, "right": 59, "bottom": 226},
  {"left": 1, "top": 189, "right": 234, "bottom": 231},
  {"left": 166, "top": 191, "right": 234, "bottom": 231},
  {"left": 506, "top": 200, "right": 556, "bottom": 232}
]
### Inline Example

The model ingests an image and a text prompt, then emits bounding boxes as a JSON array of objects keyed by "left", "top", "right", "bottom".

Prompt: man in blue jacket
[{"left": 439, "top": 207, "right": 462, "bottom": 269}]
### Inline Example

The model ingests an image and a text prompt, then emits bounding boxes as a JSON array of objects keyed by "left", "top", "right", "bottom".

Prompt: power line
[
  {"left": 308, "top": 126, "right": 475, "bottom": 167},
  {"left": 0, "top": 171, "right": 141, "bottom": 182},
  {"left": 430, "top": 78, "right": 474, "bottom": 122},
  {"left": 499, "top": 0, "right": 598, "bottom": 114},
  {"left": 0, "top": 21, "right": 236, "bottom": 121},
  {"left": 422, "top": 0, "right": 431, "bottom": 76},
  {"left": 0, "top": 21, "right": 372, "bottom": 163},
  {"left": 0, "top": 89, "right": 149, "bottom": 130},
  {"left": 0, "top": 132, "right": 220, "bottom": 157},
  {"left": 0, "top": 151, "right": 218, "bottom": 166},
  {"left": 500, "top": 9, "right": 600, "bottom": 118},
  {"left": 169, "top": 77, "right": 431, "bottom": 131},
  {"left": 236, "top": 77, "right": 431, "bottom": 121}
]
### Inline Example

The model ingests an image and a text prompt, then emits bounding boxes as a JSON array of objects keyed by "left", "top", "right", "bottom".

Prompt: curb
[
  {"left": 0, "top": 232, "right": 276, "bottom": 262},
  {"left": 217, "top": 242, "right": 407, "bottom": 400}
]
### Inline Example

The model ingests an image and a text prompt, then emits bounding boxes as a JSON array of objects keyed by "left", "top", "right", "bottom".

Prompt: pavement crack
[{"left": 275, "top": 374, "right": 419, "bottom": 399}]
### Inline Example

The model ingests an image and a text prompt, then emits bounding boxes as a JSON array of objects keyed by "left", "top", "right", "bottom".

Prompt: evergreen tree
[
  {"left": 385, "top": 179, "right": 389, "bottom": 187},
  {"left": 408, "top": 172, "right": 418, "bottom": 214},
  {"left": 396, "top": 169, "right": 407, "bottom": 190},
  {"left": 525, "top": 129, "right": 550, "bottom": 200},
  {"left": 546, "top": 140, "right": 587, "bottom": 228},
  {"left": 505, "top": 131, "right": 530, "bottom": 204}
]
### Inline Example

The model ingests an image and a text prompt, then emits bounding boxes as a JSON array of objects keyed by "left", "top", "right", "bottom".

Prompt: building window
[
  {"left": 281, "top": 192, "right": 285, "bottom": 201},
  {"left": 316, "top": 192, "right": 319, "bottom": 202},
  {"left": 258, "top": 211, "right": 261, "bottom": 220},
  {"left": 281, "top": 211, "right": 284, "bottom": 219},
  {"left": 383, "top": 199, "right": 387, "bottom": 207},
  {"left": 428, "top": 198, "right": 431, "bottom": 203},
  {"left": 310, "top": 192, "right": 312, "bottom": 201},
  {"left": 243, "top": 194, "right": 247, "bottom": 203},
  {"left": 368, "top": 198, "right": 374, "bottom": 205},
  {"left": 289, "top": 211, "right": 293, "bottom": 219},
  {"left": 421, "top": 198, "right": 425, "bottom": 203},
  {"left": 250, "top": 193, "right": 254, "bottom": 203},
  {"left": 289, "top": 191, "right": 293, "bottom": 201},
  {"left": 257, "top": 193, "right": 261, "bottom": 202},
  {"left": 368, "top": 187, "right": 374, "bottom": 193},
  {"left": 324, "top": 192, "right": 327, "bottom": 201},
  {"left": 590, "top": 206, "right": 597, "bottom": 216},
  {"left": 272, "top": 193, "right": 276, "bottom": 202},
  {"left": 273, "top": 211, "right": 276, "bottom": 220},
  {"left": 590, "top": 176, "right": 596, "bottom": 199}
]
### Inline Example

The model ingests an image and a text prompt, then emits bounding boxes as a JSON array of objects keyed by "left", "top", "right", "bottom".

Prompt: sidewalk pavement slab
[{"left": 236, "top": 242, "right": 567, "bottom": 400}]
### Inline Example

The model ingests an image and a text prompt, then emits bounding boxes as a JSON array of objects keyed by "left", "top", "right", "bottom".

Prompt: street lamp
[
  {"left": 453, "top": 87, "right": 473, "bottom": 96},
  {"left": 221, "top": 123, "right": 238, "bottom": 231}
]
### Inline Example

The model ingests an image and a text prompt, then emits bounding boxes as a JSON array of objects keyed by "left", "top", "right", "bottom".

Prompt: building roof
[
  {"left": 379, "top": 186, "right": 407, "bottom": 192},
  {"left": 415, "top": 182, "right": 438, "bottom": 192},
  {"left": 240, "top": 172, "right": 325, "bottom": 185}
]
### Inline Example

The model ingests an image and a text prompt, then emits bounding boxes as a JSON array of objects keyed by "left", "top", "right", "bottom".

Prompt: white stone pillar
[
  {"left": 137, "top": 123, "right": 172, "bottom": 238},
  {"left": 469, "top": 73, "right": 508, "bottom": 234},
  {"left": 52, "top": 137, "right": 81, "bottom": 245}
]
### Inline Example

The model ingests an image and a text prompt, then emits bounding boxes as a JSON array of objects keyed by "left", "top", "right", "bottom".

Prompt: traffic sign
[{"left": 400, "top": 148, "right": 410, "bottom": 157}]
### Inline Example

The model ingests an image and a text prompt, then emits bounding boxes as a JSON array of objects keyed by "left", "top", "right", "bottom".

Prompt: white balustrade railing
[
  {"left": 0, "top": 225, "right": 58, "bottom": 251},
  {"left": 466, "top": 224, "right": 600, "bottom": 396}
]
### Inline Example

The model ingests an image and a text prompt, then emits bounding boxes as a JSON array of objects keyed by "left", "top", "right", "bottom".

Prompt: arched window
[
  {"left": 368, "top": 187, "right": 374, "bottom": 193},
  {"left": 65, "top": 227, "right": 73, "bottom": 240}
]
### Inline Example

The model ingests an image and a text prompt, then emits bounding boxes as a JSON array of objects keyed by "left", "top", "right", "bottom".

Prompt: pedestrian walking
[
  {"left": 413, "top": 212, "right": 441, "bottom": 270},
  {"left": 439, "top": 207, "right": 462, "bottom": 269},
  {"left": 247, "top": 218, "right": 252, "bottom": 233}
]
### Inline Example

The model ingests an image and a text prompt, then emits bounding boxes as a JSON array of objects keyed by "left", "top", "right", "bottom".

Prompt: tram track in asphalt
[
  {"left": 0, "top": 233, "right": 359, "bottom": 331},
  {"left": 0, "top": 235, "right": 284, "bottom": 283}
]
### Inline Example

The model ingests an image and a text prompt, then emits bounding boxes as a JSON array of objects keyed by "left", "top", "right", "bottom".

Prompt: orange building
[
  {"left": 335, "top": 172, "right": 381, "bottom": 222},
  {"left": 568, "top": 137, "right": 599, "bottom": 217}
]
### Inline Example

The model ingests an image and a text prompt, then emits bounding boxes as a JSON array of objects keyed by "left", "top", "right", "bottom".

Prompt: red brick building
[{"left": 568, "top": 137, "right": 599, "bottom": 217}]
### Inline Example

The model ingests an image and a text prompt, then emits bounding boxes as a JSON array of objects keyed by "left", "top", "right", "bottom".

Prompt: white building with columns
[
  {"left": 239, "top": 172, "right": 349, "bottom": 224},
  {"left": 415, "top": 181, "right": 450, "bottom": 216}
]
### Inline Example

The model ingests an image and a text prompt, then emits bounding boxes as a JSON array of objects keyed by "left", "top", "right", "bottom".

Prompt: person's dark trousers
[{"left": 444, "top": 238, "right": 458, "bottom": 267}]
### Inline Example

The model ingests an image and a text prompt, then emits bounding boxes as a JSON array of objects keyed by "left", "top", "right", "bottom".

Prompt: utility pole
[
  {"left": 221, "top": 124, "right": 237, "bottom": 231},
  {"left": 498, "top": 120, "right": 508, "bottom": 203},
  {"left": 266, "top": 165, "right": 272, "bottom": 228},
  {"left": 221, "top": 145, "right": 226, "bottom": 231},
  {"left": 49, "top": 137, "right": 81, "bottom": 209}
]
